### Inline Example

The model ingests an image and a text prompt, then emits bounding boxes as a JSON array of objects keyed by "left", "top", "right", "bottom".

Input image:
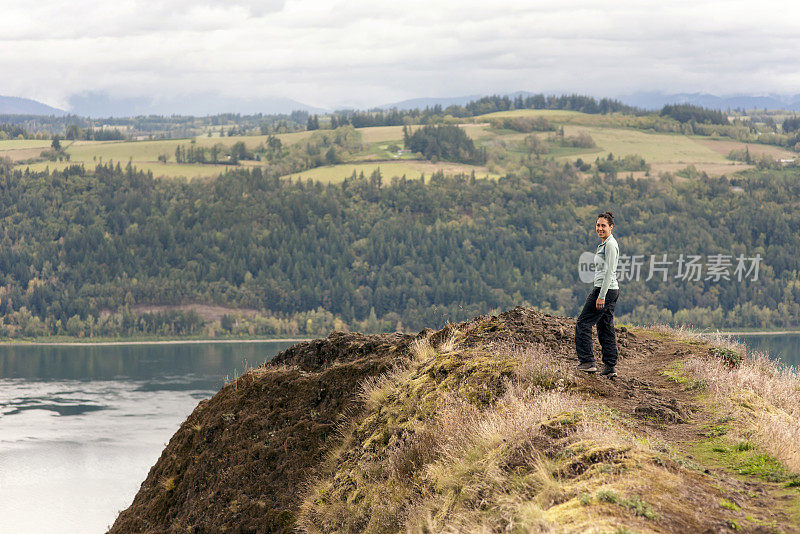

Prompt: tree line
[
  {"left": 65, "top": 124, "right": 126, "bottom": 141},
  {"left": 312, "top": 94, "right": 640, "bottom": 130},
  {"left": 0, "top": 123, "right": 36, "bottom": 139},
  {"left": 660, "top": 104, "right": 729, "bottom": 125},
  {"left": 0, "top": 111, "right": 309, "bottom": 140},
  {"left": 172, "top": 141, "right": 254, "bottom": 165}
]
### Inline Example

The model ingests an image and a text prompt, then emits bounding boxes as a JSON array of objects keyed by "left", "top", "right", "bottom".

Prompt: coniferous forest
[{"left": 0, "top": 156, "right": 798, "bottom": 338}]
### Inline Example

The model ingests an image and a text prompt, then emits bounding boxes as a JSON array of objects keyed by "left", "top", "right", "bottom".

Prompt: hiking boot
[
  {"left": 600, "top": 365, "right": 617, "bottom": 378},
  {"left": 577, "top": 362, "right": 597, "bottom": 373}
]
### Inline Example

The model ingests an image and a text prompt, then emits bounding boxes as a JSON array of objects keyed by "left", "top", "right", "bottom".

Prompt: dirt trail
[{"left": 577, "top": 332, "right": 702, "bottom": 443}]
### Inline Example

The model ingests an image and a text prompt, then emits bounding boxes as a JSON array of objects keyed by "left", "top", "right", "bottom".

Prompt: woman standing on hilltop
[{"left": 575, "top": 212, "right": 620, "bottom": 377}]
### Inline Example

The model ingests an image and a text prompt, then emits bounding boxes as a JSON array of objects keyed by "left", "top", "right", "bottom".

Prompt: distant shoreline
[
  {"left": 1, "top": 330, "right": 798, "bottom": 346},
  {"left": 0, "top": 338, "right": 313, "bottom": 347},
  {"left": 700, "top": 330, "right": 800, "bottom": 336}
]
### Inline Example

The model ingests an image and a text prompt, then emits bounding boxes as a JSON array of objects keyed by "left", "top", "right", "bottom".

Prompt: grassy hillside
[
  {"left": 108, "top": 308, "right": 800, "bottom": 533},
  {"left": 284, "top": 160, "right": 501, "bottom": 183},
  {"left": 4, "top": 124, "right": 498, "bottom": 183},
  {"left": 7, "top": 106, "right": 794, "bottom": 183}
]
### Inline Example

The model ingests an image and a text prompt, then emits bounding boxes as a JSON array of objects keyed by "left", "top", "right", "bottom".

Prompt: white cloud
[{"left": 2, "top": 0, "right": 800, "bottom": 110}]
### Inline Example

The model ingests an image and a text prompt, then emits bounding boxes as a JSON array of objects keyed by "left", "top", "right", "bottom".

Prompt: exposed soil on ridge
[{"left": 108, "top": 307, "right": 799, "bottom": 533}]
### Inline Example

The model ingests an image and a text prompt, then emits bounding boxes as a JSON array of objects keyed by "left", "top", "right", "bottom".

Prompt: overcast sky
[{"left": 3, "top": 0, "right": 800, "bottom": 110}]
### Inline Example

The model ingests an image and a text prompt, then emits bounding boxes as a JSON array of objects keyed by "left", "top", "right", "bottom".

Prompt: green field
[
  {"left": 561, "top": 125, "right": 728, "bottom": 164},
  {"left": 11, "top": 131, "right": 313, "bottom": 169},
  {"left": 12, "top": 134, "right": 303, "bottom": 179},
  {"left": 476, "top": 108, "right": 591, "bottom": 122},
  {"left": 21, "top": 160, "right": 238, "bottom": 179},
  {"left": 358, "top": 126, "right": 405, "bottom": 143},
  {"left": 9, "top": 109, "right": 791, "bottom": 181},
  {"left": 17, "top": 138, "right": 224, "bottom": 180},
  {"left": 0, "top": 139, "right": 52, "bottom": 150},
  {"left": 195, "top": 131, "right": 314, "bottom": 148},
  {"left": 284, "top": 160, "right": 501, "bottom": 183}
]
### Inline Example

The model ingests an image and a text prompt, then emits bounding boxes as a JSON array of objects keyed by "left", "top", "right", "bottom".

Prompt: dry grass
[
  {"left": 685, "top": 351, "right": 800, "bottom": 471},
  {"left": 281, "top": 160, "right": 501, "bottom": 183},
  {"left": 648, "top": 323, "right": 748, "bottom": 353},
  {"left": 298, "top": 340, "right": 660, "bottom": 533},
  {"left": 560, "top": 125, "right": 728, "bottom": 166},
  {"left": 359, "top": 335, "right": 438, "bottom": 411},
  {"left": 406, "top": 388, "right": 579, "bottom": 533},
  {"left": 649, "top": 322, "right": 800, "bottom": 473},
  {"left": 696, "top": 138, "right": 797, "bottom": 160}
]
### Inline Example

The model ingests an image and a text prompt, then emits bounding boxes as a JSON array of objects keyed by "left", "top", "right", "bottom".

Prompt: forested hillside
[{"left": 0, "top": 156, "right": 797, "bottom": 338}]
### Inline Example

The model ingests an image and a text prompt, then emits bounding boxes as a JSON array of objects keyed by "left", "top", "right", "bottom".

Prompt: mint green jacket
[{"left": 594, "top": 234, "right": 619, "bottom": 299}]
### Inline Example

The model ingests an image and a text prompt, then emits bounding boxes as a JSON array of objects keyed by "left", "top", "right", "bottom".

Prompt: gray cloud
[{"left": 2, "top": 0, "right": 800, "bottom": 111}]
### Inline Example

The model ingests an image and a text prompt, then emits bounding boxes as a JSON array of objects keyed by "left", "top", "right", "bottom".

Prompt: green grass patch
[
  {"left": 595, "top": 490, "right": 656, "bottom": 520},
  {"left": 692, "top": 436, "right": 796, "bottom": 484},
  {"left": 720, "top": 498, "right": 740, "bottom": 511},
  {"left": 596, "top": 489, "right": 619, "bottom": 503},
  {"left": 736, "top": 453, "right": 791, "bottom": 482},
  {"left": 621, "top": 495, "right": 657, "bottom": 520},
  {"left": 787, "top": 491, "right": 800, "bottom": 525},
  {"left": 359, "top": 141, "right": 418, "bottom": 161},
  {"left": 661, "top": 362, "right": 707, "bottom": 391}
]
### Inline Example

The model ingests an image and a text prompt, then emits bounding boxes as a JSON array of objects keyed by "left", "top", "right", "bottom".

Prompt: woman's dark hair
[{"left": 597, "top": 211, "right": 614, "bottom": 226}]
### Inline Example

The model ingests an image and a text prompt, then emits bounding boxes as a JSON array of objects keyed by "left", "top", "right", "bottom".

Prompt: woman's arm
[{"left": 598, "top": 239, "right": 618, "bottom": 300}]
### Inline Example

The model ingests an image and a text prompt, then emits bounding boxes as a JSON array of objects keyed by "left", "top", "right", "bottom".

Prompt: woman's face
[{"left": 596, "top": 217, "right": 613, "bottom": 240}]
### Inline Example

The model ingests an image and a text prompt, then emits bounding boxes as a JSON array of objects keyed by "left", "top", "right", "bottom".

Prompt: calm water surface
[
  {"left": 0, "top": 342, "right": 293, "bottom": 534},
  {"left": 733, "top": 333, "right": 800, "bottom": 369}
]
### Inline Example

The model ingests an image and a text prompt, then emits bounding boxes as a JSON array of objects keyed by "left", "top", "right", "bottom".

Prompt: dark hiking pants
[{"left": 575, "top": 287, "right": 619, "bottom": 367}]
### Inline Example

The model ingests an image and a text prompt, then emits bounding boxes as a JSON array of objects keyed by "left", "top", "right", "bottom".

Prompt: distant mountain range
[
  {"left": 0, "top": 92, "right": 324, "bottom": 118},
  {"left": 66, "top": 92, "right": 326, "bottom": 118},
  {"left": 0, "top": 95, "right": 66, "bottom": 116},
  {"left": 4, "top": 91, "right": 800, "bottom": 118},
  {"left": 376, "top": 94, "right": 485, "bottom": 110},
  {"left": 617, "top": 92, "right": 800, "bottom": 111}
]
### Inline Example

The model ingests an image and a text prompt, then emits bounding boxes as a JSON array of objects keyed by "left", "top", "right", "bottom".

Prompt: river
[
  {"left": 0, "top": 341, "right": 294, "bottom": 534},
  {"left": 732, "top": 333, "right": 800, "bottom": 368}
]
